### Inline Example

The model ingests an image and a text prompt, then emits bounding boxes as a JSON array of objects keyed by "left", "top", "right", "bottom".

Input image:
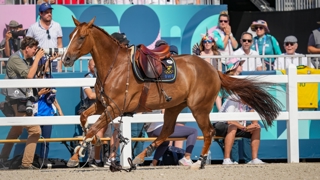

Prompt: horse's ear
[
  {"left": 72, "top": 16, "right": 80, "bottom": 26},
  {"left": 87, "top": 17, "right": 96, "bottom": 28}
]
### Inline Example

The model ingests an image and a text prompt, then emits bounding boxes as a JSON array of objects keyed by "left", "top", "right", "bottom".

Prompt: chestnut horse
[{"left": 62, "top": 17, "right": 281, "bottom": 169}]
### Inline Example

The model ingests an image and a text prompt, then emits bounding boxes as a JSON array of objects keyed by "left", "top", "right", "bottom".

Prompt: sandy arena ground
[{"left": 0, "top": 163, "right": 319, "bottom": 180}]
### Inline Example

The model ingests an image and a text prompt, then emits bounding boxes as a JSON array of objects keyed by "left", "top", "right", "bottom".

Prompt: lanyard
[
  {"left": 18, "top": 51, "right": 28, "bottom": 66},
  {"left": 255, "top": 35, "right": 267, "bottom": 56}
]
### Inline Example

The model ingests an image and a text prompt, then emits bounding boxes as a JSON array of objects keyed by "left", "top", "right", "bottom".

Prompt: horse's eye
[{"left": 79, "top": 36, "right": 85, "bottom": 40}]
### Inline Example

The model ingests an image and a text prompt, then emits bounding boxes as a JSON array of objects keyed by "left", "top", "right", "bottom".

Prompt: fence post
[
  {"left": 286, "top": 64, "right": 299, "bottom": 163},
  {"left": 120, "top": 117, "right": 132, "bottom": 167}
]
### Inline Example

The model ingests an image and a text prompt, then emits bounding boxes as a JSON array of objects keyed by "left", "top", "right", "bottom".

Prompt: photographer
[
  {"left": 0, "top": 37, "right": 46, "bottom": 170},
  {"left": 0, "top": 20, "right": 27, "bottom": 73}
]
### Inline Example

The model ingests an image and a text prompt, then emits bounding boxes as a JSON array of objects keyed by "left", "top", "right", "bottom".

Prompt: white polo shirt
[
  {"left": 233, "top": 47, "right": 262, "bottom": 71},
  {"left": 26, "top": 20, "right": 63, "bottom": 48},
  {"left": 274, "top": 53, "right": 314, "bottom": 70}
]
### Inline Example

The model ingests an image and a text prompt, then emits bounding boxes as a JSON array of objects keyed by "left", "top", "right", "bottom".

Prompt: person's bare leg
[
  {"left": 224, "top": 125, "right": 237, "bottom": 159},
  {"left": 251, "top": 128, "right": 261, "bottom": 159},
  {"left": 152, "top": 159, "right": 158, "bottom": 166},
  {"left": 175, "top": 0, "right": 179, "bottom": 4},
  {"left": 184, "top": 152, "right": 191, "bottom": 160}
]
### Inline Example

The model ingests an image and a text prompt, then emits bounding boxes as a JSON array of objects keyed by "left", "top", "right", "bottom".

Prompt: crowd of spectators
[{"left": 193, "top": 11, "right": 319, "bottom": 72}]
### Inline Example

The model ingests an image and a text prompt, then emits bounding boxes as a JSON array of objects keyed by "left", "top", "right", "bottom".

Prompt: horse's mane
[{"left": 90, "top": 24, "right": 127, "bottom": 49}]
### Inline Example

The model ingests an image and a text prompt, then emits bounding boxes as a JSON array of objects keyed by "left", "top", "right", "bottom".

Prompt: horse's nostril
[{"left": 66, "top": 57, "right": 71, "bottom": 62}]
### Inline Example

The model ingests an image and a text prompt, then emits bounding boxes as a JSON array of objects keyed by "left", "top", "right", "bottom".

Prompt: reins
[{"left": 93, "top": 40, "right": 136, "bottom": 172}]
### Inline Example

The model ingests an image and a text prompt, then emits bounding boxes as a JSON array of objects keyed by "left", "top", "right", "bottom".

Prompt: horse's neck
[{"left": 90, "top": 28, "right": 126, "bottom": 82}]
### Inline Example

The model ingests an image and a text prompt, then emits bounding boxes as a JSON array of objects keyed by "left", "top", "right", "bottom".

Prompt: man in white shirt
[
  {"left": 274, "top": 36, "right": 313, "bottom": 70},
  {"left": 233, "top": 32, "right": 262, "bottom": 71},
  {"left": 26, "top": 3, "right": 63, "bottom": 72}
]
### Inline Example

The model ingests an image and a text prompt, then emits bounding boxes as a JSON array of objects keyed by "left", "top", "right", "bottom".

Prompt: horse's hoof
[
  {"left": 189, "top": 160, "right": 201, "bottom": 170},
  {"left": 67, "top": 159, "right": 79, "bottom": 167},
  {"left": 132, "top": 157, "right": 144, "bottom": 165}
]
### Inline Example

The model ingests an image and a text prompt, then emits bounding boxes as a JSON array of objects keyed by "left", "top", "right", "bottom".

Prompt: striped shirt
[{"left": 26, "top": 20, "right": 63, "bottom": 48}]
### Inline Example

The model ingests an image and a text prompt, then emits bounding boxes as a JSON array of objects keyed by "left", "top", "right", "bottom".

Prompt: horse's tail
[{"left": 218, "top": 71, "right": 282, "bottom": 129}]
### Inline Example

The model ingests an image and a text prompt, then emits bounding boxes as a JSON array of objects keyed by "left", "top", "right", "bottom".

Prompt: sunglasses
[
  {"left": 242, "top": 39, "right": 252, "bottom": 43},
  {"left": 255, "top": 26, "right": 264, "bottom": 30},
  {"left": 46, "top": 30, "right": 51, "bottom": 40},
  {"left": 219, "top": 20, "right": 228, "bottom": 23},
  {"left": 203, "top": 40, "right": 213, "bottom": 43},
  {"left": 285, "top": 42, "right": 295, "bottom": 46}
]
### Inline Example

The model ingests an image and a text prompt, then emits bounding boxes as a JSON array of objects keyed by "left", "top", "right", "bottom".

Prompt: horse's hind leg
[
  {"left": 191, "top": 110, "right": 214, "bottom": 169},
  {"left": 132, "top": 103, "right": 186, "bottom": 165}
]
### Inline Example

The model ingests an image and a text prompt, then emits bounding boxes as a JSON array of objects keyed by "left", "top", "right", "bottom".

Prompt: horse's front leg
[
  {"left": 67, "top": 105, "right": 110, "bottom": 167},
  {"left": 80, "top": 102, "right": 99, "bottom": 135}
]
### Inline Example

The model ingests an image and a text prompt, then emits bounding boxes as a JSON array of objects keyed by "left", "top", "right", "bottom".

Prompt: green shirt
[{"left": 6, "top": 50, "right": 32, "bottom": 79}]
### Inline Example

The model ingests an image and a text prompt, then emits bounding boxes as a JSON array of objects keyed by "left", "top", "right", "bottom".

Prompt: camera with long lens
[
  {"left": 43, "top": 48, "right": 67, "bottom": 56},
  {"left": 25, "top": 88, "right": 38, "bottom": 116}
]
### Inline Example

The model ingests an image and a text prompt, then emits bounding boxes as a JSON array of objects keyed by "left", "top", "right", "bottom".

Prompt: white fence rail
[{"left": 0, "top": 65, "right": 320, "bottom": 167}]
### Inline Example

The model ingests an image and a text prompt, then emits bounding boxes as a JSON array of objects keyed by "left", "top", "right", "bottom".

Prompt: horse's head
[{"left": 62, "top": 16, "right": 96, "bottom": 67}]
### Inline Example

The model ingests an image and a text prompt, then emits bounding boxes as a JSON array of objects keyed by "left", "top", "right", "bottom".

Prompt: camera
[
  {"left": 10, "top": 29, "right": 28, "bottom": 39},
  {"left": 25, "top": 88, "right": 38, "bottom": 116},
  {"left": 43, "top": 48, "right": 67, "bottom": 56}
]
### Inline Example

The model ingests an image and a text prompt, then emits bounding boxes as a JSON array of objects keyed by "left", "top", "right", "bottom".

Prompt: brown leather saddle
[{"left": 135, "top": 44, "right": 171, "bottom": 78}]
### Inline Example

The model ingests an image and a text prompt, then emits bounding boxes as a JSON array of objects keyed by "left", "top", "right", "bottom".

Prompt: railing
[
  {"left": 199, "top": 54, "right": 318, "bottom": 72},
  {"left": 1, "top": 54, "right": 320, "bottom": 74},
  {"left": 0, "top": 64, "right": 319, "bottom": 167},
  {"left": 276, "top": 0, "right": 320, "bottom": 11}
]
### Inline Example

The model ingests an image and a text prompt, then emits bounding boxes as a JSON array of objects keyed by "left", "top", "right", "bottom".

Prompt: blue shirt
[{"left": 35, "top": 95, "right": 55, "bottom": 116}]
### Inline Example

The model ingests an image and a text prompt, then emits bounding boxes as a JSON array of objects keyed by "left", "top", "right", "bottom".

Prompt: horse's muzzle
[{"left": 63, "top": 56, "right": 74, "bottom": 67}]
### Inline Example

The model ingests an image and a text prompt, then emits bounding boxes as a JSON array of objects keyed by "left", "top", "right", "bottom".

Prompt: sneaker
[
  {"left": 222, "top": 158, "right": 234, "bottom": 165},
  {"left": 19, "top": 165, "right": 39, "bottom": 170},
  {"left": 89, "top": 159, "right": 104, "bottom": 168},
  {"left": 178, "top": 157, "right": 193, "bottom": 166},
  {"left": 104, "top": 158, "right": 120, "bottom": 167},
  {"left": 104, "top": 158, "right": 112, "bottom": 167},
  {"left": 233, "top": 161, "right": 239, "bottom": 164},
  {"left": 247, "top": 158, "right": 266, "bottom": 165}
]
